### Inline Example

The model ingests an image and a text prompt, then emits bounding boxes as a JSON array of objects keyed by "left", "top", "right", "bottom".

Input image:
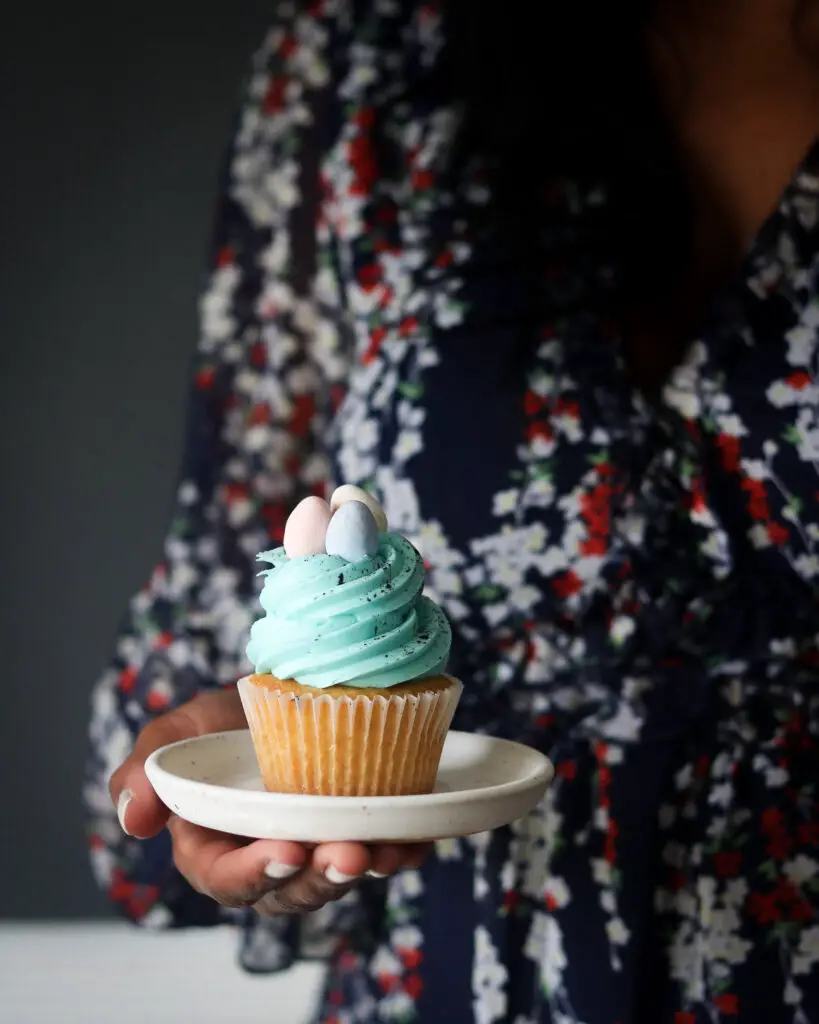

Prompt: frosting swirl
[{"left": 246, "top": 532, "right": 451, "bottom": 689}]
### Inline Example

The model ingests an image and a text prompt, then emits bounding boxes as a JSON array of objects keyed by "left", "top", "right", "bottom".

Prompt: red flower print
[
  {"left": 119, "top": 666, "right": 137, "bottom": 693},
  {"left": 554, "top": 397, "right": 580, "bottom": 420},
  {"left": 761, "top": 807, "right": 784, "bottom": 834},
  {"left": 504, "top": 889, "right": 520, "bottom": 913},
  {"left": 404, "top": 973, "right": 423, "bottom": 999},
  {"left": 747, "top": 890, "right": 780, "bottom": 924},
  {"left": 279, "top": 35, "right": 297, "bottom": 59},
  {"left": 263, "top": 75, "right": 288, "bottom": 115},
  {"left": 357, "top": 263, "right": 382, "bottom": 291},
  {"left": 580, "top": 535, "right": 607, "bottom": 557},
  {"left": 674, "top": 1012, "right": 696, "bottom": 1024},
  {"left": 399, "top": 315, "right": 419, "bottom": 338},
  {"left": 397, "top": 946, "right": 423, "bottom": 970},
  {"left": 557, "top": 760, "right": 577, "bottom": 780},
  {"left": 354, "top": 106, "right": 375, "bottom": 129},
  {"left": 435, "top": 248, "right": 454, "bottom": 269},
  {"left": 362, "top": 325, "right": 388, "bottom": 365},
  {"left": 348, "top": 127, "right": 377, "bottom": 196},
  {"left": 666, "top": 868, "right": 686, "bottom": 893},
  {"left": 289, "top": 394, "right": 316, "bottom": 438},
  {"left": 604, "top": 820, "right": 618, "bottom": 864},
  {"left": 553, "top": 570, "right": 583, "bottom": 599},
  {"left": 716, "top": 433, "right": 740, "bottom": 472},
  {"left": 526, "top": 420, "right": 554, "bottom": 443},
  {"left": 411, "top": 168, "right": 434, "bottom": 191},
  {"left": 799, "top": 821, "right": 819, "bottom": 845},
  {"left": 786, "top": 370, "right": 811, "bottom": 390},
  {"left": 248, "top": 403, "right": 271, "bottom": 426},
  {"left": 714, "top": 850, "right": 742, "bottom": 878},
  {"left": 261, "top": 501, "right": 287, "bottom": 543},
  {"left": 146, "top": 688, "right": 170, "bottom": 713},
  {"left": 714, "top": 993, "right": 738, "bottom": 1014},
  {"left": 195, "top": 366, "right": 216, "bottom": 389},
  {"left": 524, "top": 390, "right": 547, "bottom": 415},
  {"left": 690, "top": 477, "right": 707, "bottom": 514},
  {"left": 767, "top": 521, "right": 789, "bottom": 546},
  {"left": 740, "top": 477, "right": 771, "bottom": 520},
  {"left": 377, "top": 972, "right": 399, "bottom": 994},
  {"left": 330, "top": 384, "right": 346, "bottom": 410},
  {"left": 767, "top": 832, "right": 793, "bottom": 860},
  {"left": 215, "top": 245, "right": 234, "bottom": 268},
  {"left": 225, "top": 482, "right": 249, "bottom": 504},
  {"left": 250, "top": 340, "right": 267, "bottom": 369},
  {"left": 790, "top": 898, "right": 814, "bottom": 922}
]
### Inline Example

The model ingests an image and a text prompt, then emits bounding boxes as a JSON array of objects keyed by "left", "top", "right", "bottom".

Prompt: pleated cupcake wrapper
[{"left": 237, "top": 675, "right": 463, "bottom": 796}]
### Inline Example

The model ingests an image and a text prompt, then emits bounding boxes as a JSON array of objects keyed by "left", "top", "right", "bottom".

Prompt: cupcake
[{"left": 238, "top": 485, "right": 461, "bottom": 797}]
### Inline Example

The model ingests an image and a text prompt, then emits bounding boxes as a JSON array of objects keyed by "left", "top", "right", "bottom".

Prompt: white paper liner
[{"left": 237, "top": 674, "right": 463, "bottom": 796}]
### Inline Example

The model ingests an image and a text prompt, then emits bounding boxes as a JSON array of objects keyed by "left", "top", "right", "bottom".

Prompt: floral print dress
[{"left": 85, "top": 2, "right": 819, "bottom": 1022}]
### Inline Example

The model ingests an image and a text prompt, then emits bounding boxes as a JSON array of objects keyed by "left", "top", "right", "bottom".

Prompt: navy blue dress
[{"left": 86, "top": 3, "right": 819, "bottom": 1021}]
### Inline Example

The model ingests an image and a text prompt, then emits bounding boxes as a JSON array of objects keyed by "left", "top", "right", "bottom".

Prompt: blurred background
[{"left": 0, "top": 8, "right": 321, "bottom": 1021}]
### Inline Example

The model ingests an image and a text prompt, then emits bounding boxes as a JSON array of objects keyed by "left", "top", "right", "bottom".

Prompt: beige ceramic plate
[{"left": 145, "top": 729, "right": 553, "bottom": 843}]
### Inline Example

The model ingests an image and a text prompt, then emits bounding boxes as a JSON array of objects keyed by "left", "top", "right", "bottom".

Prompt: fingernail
[
  {"left": 264, "top": 862, "right": 301, "bottom": 880},
  {"left": 117, "top": 789, "right": 134, "bottom": 836},
  {"left": 325, "top": 865, "right": 360, "bottom": 885},
  {"left": 366, "top": 869, "right": 388, "bottom": 879}
]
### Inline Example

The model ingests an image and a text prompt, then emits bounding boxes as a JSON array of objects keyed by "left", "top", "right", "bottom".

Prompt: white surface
[
  {"left": 146, "top": 729, "right": 554, "bottom": 843},
  {"left": 0, "top": 921, "right": 324, "bottom": 1023}
]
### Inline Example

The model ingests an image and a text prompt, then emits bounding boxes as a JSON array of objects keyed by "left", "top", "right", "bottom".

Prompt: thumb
[
  {"left": 108, "top": 689, "right": 245, "bottom": 840},
  {"left": 109, "top": 705, "right": 200, "bottom": 840}
]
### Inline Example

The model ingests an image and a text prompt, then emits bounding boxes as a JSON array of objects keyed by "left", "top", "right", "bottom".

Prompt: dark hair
[{"left": 437, "top": 1, "right": 690, "bottom": 303}]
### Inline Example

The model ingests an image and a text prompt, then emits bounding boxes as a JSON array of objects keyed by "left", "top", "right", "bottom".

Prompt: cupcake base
[{"left": 237, "top": 673, "right": 462, "bottom": 796}]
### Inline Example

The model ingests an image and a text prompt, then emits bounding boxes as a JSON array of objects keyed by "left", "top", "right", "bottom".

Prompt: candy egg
[
  {"left": 329, "top": 484, "right": 387, "bottom": 532},
  {"left": 325, "top": 500, "right": 380, "bottom": 562},
  {"left": 283, "top": 496, "right": 332, "bottom": 558}
]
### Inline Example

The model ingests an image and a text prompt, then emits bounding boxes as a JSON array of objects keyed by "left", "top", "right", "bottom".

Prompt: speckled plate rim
[{"left": 145, "top": 729, "right": 554, "bottom": 842}]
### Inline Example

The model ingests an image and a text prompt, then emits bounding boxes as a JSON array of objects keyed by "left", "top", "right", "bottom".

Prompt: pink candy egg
[{"left": 283, "top": 496, "right": 332, "bottom": 558}]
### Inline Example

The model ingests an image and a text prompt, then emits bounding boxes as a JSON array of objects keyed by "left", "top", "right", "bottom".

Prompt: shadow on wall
[{"left": 0, "top": 7, "right": 276, "bottom": 919}]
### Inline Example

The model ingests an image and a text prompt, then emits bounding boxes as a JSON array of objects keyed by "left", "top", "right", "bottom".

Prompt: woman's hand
[{"left": 109, "top": 688, "right": 429, "bottom": 916}]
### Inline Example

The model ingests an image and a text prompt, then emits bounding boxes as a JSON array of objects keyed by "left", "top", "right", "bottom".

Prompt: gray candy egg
[{"left": 325, "top": 500, "right": 381, "bottom": 562}]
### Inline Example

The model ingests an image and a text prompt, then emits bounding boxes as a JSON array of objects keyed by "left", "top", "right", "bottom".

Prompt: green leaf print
[{"left": 398, "top": 381, "right": 424, "bottom": 400}]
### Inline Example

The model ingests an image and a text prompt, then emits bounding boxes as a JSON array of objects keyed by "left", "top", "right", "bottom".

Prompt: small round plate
[{"left": 145, "top": 729, "right": 553, "bottom": 843}]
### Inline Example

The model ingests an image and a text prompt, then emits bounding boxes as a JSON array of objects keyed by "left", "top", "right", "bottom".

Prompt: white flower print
[{"left": 473, "top": 925, "right": 508, "bottom": 1024}]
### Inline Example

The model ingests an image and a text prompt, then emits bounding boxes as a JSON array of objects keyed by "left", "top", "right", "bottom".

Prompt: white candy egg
[
  {"left": 283, "top": 496, "right": 332, "bottom": 558},
  {"left": 329, "top": 484, "right": 387, "bottom": 532},
  {"left": 325, "top": 500, "right": 380, "bottom": 562}
]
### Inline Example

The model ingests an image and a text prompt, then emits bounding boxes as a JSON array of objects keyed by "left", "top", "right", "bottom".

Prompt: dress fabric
[{"left": 85, "top": 3, "right": 819, "bottom": 1021}]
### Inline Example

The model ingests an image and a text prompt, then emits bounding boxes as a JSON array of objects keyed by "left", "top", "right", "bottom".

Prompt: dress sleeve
[{"left": 84, "top": 1, "right": 350, "bottom": 939}]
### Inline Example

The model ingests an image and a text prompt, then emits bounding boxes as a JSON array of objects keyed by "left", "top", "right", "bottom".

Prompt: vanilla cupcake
[{"left": 238, "top": 487, "right": 461, "bottom": 797}]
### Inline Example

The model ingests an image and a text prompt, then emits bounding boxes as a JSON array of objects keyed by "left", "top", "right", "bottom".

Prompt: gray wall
[{"left": 0, "top": 9, "right": 275, "bottom": 918}]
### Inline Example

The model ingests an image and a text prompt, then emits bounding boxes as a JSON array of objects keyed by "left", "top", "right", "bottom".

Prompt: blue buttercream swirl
[{"left": 246, "top": 532, "right": 452, "bottom": 689}]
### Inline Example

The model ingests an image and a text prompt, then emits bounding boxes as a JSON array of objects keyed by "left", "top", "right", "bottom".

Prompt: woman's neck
[
  {"left": 649, "top": 0, "right": 819, "bottom": 278},
  {"left": 620, "top": 0, "right": 819, "bottom": 395}
]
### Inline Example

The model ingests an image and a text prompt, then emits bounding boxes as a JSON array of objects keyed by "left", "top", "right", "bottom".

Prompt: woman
[{"left": 87, "top": 1, "right": 819, "bottom": 1021}]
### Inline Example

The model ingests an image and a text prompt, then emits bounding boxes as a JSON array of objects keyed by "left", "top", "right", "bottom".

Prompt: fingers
[
  {"left": 167, "top": 817, "right": 309, "bottom": 907},
  {"left": 167, "top": 820, "right": 374, "bottom": 915},
  {"left": 109, "top": 688, "right": 245, "bottom": 839},
  {"left": 164, "top": 822, "right": 434, "bottom": 916},
  {"left": 254, "top": 842, "right": 372, "bottom": 916},
  {"left": 254, "top": 842, "right": 434, "bottom": 916}
]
